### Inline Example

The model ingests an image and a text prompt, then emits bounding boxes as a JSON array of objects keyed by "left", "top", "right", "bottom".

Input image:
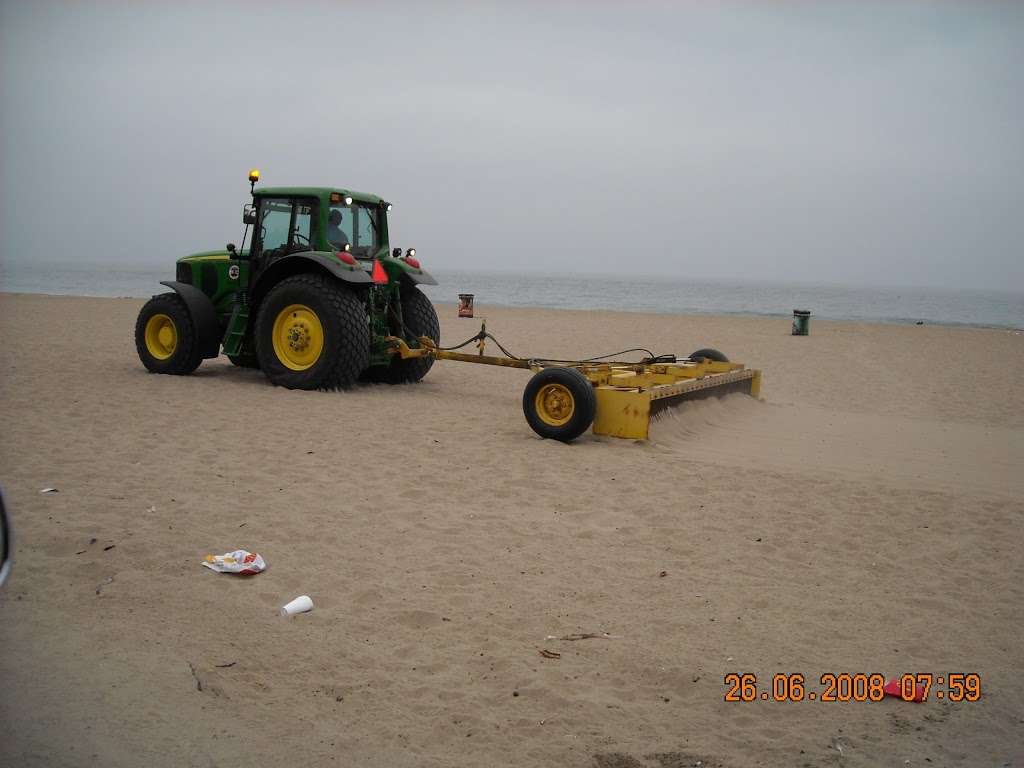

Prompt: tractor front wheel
[
  {"left": 522, "top": 367, "right": 597, "bottom": 443},
  {"left": 135, "top": 293, "right": 203, "bottom": 375},
  {"left": 255, "top": 274, "right": 369, "bottom": 390}
]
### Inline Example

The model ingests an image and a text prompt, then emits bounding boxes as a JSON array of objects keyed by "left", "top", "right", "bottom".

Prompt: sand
[{"left": 0, "top": 292, "right": 1021, "bottom": 767}]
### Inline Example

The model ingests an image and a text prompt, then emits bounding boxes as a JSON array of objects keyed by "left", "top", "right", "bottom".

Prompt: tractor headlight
[
  {"left": 344, "top": 243, "right": 352, "bottom": 252},
  {"left": 406, "top": 248, "right": 415, "bottom": 258},
  {"left": 343, "top": 195, "right": 353, "bottom": 206},
  {"left": 386, "top": 203, "right": 393, "bottom": 211}
]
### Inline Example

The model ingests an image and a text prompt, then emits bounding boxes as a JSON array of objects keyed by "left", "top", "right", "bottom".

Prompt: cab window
[
  {"left": 354, "top": 206, "right": 378, "bottom": 251},
  {"left": 294, "top": 203, "right": 313, "bottom": 246},
  {"left": 258, "top": 198, "right": 315, "bottom": 258},
  {"left": 328, "top": 204, "right": 378, "bottom": 257},
  {"left": 326, "top": 206, "right": 353, "bottom": 250}
]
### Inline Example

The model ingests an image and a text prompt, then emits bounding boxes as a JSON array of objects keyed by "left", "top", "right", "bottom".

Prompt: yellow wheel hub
[
  {"left": 144, "top": 313, "right": 178, "bottom": 360},
  {"left": 534, "top": 383, "right": 575, "bottom": 427},
  {"left": 272, "top": 304, "right": 324, "bottom": 371}
]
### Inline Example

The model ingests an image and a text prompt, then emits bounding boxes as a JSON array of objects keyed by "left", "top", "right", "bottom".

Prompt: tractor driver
[{"left": 327, "top": 208, "right": 350, "bottom": 249}]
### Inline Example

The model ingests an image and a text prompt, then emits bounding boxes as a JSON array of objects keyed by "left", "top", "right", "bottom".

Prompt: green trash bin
[{"left": 792, "top": 310, "right": 811, "bottom": 336}]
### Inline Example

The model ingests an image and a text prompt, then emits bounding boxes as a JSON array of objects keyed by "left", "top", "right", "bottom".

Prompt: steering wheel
[{"left": 292, "top": 231, "right": 310, "bottom": 246}]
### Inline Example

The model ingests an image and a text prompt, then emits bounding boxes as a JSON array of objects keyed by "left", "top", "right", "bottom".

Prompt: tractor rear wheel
[
  {"left": 135, "top": 292, "right": 203, "bottom": 375},
  {"left": 379, "top": 286, "right": 440, "bottom": 384},
  {"left": 255, "top": 274, "right": 369, "bottom": 390},
  {"left": 522, "top": 367, "right": 597, "bottom": 442},
  {"left": 689, "top": 348, "right": 729, "bottom": 363}
]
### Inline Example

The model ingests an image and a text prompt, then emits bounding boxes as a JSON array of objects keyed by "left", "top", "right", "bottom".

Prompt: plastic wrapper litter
[{"left": 201, "top": 550, "right": 266, "bottom": 575}]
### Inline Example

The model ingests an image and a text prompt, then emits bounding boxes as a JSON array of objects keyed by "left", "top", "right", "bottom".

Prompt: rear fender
[
  {"left": 159, "top": 281, "right": 221, "bottom": 359},
  {"left": 380, "top": 256, "right": 438, "bottom": 286},
  {"left": 251, "top": 252, "right": 371, "bottom": 307}
]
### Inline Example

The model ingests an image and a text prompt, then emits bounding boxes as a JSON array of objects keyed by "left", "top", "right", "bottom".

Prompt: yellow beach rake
[{"left": 385, "top": 326, "right": 761, "bottom": 442}]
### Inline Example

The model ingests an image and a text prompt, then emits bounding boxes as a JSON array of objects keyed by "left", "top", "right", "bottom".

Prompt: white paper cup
[{"left": 280, "top": 595, "right": 314, "bottom": 616}]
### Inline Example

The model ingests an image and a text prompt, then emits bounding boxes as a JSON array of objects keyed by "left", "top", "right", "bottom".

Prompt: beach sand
[{"left": 0, "top": 292, "right": 1021, "bottom": 767}]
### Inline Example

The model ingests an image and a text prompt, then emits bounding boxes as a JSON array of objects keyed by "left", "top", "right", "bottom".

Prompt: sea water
[{"left": 1, "top": 261, "right": 1021, "bottom": 330}]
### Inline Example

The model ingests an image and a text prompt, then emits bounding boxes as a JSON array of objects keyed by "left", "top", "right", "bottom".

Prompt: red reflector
[
  {"left": 336, "top": 251, "right": 356, "bottom": 265},
  {"left": 371, "top": 260, "right": 388, "bottom": 284},
  {"left": 404, "top": 256, "right": 420, "bottom": 269}
]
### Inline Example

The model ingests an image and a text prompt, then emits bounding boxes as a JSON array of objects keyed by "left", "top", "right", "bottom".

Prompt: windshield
[{"left": 326, "top": 203, "right": 379, "bottom": 258}]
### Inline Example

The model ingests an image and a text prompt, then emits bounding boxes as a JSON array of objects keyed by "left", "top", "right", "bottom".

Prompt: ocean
[{"left": 1, "top": 261, "right": 1021, "bottom": 330}]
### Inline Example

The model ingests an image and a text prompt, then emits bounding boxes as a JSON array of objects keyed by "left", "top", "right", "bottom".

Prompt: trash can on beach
[{"left": 792, "top": 310, "right": 811, "bottom": 336}]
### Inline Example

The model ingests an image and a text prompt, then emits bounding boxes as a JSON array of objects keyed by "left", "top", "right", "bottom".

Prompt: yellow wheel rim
[
  {"left": 534, "top": 383, "right": 575, "bottom": 427},
  {"left": 144, "top": 313, "right": 178, "bottom": 360},
  {"left": 272, "top": 304, "right": 324, "bottom": 371}
]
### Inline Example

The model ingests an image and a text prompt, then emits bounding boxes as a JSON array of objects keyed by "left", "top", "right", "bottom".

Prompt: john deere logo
[{"left": 228, "top": 265, "right": 240, "bottom": 280}]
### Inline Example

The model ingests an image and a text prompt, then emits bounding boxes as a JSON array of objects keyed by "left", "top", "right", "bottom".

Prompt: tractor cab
[{"left": 249, "top": 187, "right": 391, "bottom": 268}]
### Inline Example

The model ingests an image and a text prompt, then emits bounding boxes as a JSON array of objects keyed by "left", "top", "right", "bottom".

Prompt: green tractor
[{"left": 134, "top": 170, "right": 440, "bottom": 389}]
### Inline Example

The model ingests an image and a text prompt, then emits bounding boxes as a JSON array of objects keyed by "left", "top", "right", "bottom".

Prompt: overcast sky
[{"left": 1, "top": 1, "right": 1021, "bottom": 291}]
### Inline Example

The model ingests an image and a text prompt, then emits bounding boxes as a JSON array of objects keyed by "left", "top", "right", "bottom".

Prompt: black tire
[
  {"left": 689, "top": 348, "right": 729, "bottom": 363},
  {"left": 522, "top": 367, "right": 597, "bottom": 442},
  {"left": 377, "top": 286, "right": 440, "bottom": 384},
  {"left": 135, "top": 293, "right": 203, "bottom": 375},
  {"left": 227, "top": 352, "right": 260, "bottom": 369},
  {"left": 254, "top": 273, "right": 369, "bottom": 390}
]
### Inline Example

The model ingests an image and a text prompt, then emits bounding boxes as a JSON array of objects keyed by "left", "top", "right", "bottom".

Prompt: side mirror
[
  {"left": 0, "top": 489, "right": 11, "bottom": 588},
  {"left": 226, "top": 243, "right": 237, "bottom": 255},
  {"left": 392, "top": 247, "right": 402, "bottom": 258},
  {"left": 243, "top": 204, "right": 257, "bottom": 225}
]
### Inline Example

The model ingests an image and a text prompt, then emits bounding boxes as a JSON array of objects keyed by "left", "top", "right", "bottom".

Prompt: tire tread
[
  {"left": 255, "top": 273, "right": 368, "bottom": 390},
  {"left": 134, "top": 293, "right": 203, "bottom": 375},
  {"left": 522, "top": 367, "right": 597, "bottom": 442},
  {"left": 380, "top": 286, "right": 440, "bottom": 384}
]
